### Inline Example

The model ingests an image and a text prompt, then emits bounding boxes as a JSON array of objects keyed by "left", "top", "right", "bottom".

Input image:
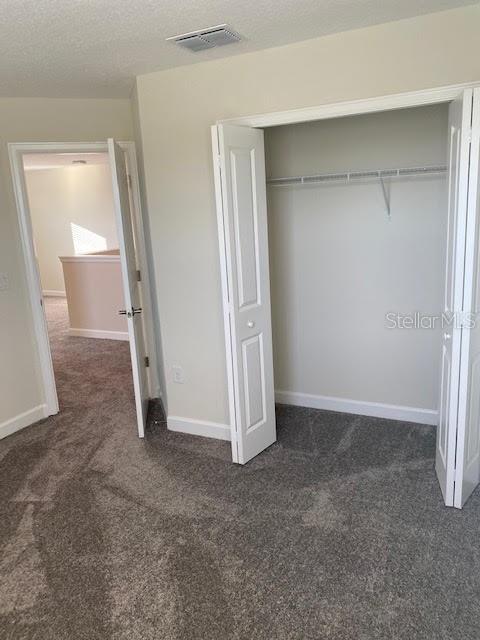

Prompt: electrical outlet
[
  {"left": 0, "top": 273, "right": 9, "bottom": 291},
  {"left": 172, "top": 365, "right": 185, "bottom": 384}
]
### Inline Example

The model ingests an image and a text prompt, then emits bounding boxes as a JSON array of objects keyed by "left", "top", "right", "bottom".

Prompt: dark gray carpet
[{"left": 1, "top": 297, "right": 480, "bottom": 639}]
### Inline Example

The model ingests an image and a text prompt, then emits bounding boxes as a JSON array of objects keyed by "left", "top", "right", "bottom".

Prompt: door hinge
[
  {"left": 144, "top": 356, "right": 150, "bottom": 368},
  {"left": 452, "top": 464, "right": 462, "bottom": 484},
  {"left": 127, "top": 174, "right": 132, "bottom": 189},
  {"left": 467, "top": 127, "right": 472, "bottom": 144},
  {"left": 136, "top": 269, "right": 141, "bottom": 282}
]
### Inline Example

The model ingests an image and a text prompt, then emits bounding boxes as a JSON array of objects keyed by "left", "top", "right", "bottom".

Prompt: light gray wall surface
[
  {"left": 135, "top": 5, "right": 480, "bottom": 427},
  {"left": 26, "top": 164, "right": 118, "bottom": 293},
  {"left": 265, "top": 105, "right": 448, "bottom": 410}
]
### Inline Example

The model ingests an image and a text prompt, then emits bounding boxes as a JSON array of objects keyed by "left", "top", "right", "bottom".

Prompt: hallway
[
  {"left": 1, "top": 301, "right": 480, "bottom": 639},
  {"left": 44, "top": 296, "right": 134, "bottom": 414}
]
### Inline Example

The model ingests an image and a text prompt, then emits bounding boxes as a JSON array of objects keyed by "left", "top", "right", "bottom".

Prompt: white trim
[
  {"left": 68, "top": 328, "right": 129, "bottom": 341},
  {"left": 211, "top": 125, "right": 238, "bottom": 461},
  {"left": 59, "top": 255, "right": 120, "bottom": 263},
  {"left": 9, "top": 146, "right": 59, "bottom": 416},
  {"left": 124, "top": 142, "right": 161, "bottom": 399},
  {"left": 0, "top": 404, "right": 49, "bottom": 440},
  {"left": 275, "top": 390, "right": 438, "bottom": 426},
  {"left": 10, "top": 142, "right": 114, "bottom": 153},
  {"left": 42, "top": 289, "right": 65, "bottom": 297},
  {"left": 8, "top": 140, "right": 158, "bottom": 419},
  {"left": 167, "top": 416, "right": 231, "bottom": 441},
  {"left": 222, "top": 83, "right": 475, "bottom": 128}
]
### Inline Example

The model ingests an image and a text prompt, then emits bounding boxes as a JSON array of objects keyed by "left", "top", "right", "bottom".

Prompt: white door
[
  {"left": 214, "top": 124, "right": 276, "bottom": 464},
  {"left": 436, "top": 89, "right": 474, "bottom": 506},
  {"left": 108, "top": 139, "right": 149, "bottom": 438},
  {"left": 454, "top": 88, "right": 480, "bottom": 508}
]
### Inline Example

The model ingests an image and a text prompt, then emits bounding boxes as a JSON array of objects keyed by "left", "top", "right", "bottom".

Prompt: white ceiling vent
[{"left": 167, "top": 25, "right": 242, "bottom": 53}]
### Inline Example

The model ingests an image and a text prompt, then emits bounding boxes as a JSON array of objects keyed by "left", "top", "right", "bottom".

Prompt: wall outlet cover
[
  {"left": 0, "top": 273, "right": 9, "bottom": 291},
  {"left": 172, "top": 365, "right": 185, "bottom": 384}
]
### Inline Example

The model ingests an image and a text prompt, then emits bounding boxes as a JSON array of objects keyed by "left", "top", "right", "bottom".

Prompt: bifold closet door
[
  {"left": 436, "top": 88, "right": 480, "bottom": 508},
  {"left": 213, "top": 124, "right": 276, "bottom": 464},
  {"left": 108, "top": 139, "right": 149, "bottom": 438},
  {"left": 453, "top": 88, "right": 480, "bottom": 508}
]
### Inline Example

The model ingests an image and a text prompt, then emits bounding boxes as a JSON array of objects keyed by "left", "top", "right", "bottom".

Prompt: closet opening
[
  {"left": 213, "top": 86, "right": 480, "bottom": 508},
  {"left": 264, "top": 105, "right": 447, "bottom": 428}
]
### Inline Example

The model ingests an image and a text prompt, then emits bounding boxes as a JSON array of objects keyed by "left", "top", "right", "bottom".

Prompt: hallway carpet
[{"left": 1, "top": 298, "right": 480, "bottom": 639}]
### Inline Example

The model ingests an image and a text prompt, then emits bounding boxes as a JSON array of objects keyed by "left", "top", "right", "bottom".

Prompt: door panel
[
  {"left": 436, "top": 89, "right": 473, "bottom": 506},
  {"left": 231, "top": 149, "right": 261, "bottom": 308},
  {"left": 216, "top": 124, "right": 276, "bottom": 464},
  {"left": 242, "top": 334, "right": 266, "bottom": 430},
  {"left": 454, "top": 88, "right": 480, "bottom": 508},
  {"left": 438, "top": 345, "right": 451, "bottom": 469},
  {"left": 108, "top": 139, "right": 149, "bottom": 438}
]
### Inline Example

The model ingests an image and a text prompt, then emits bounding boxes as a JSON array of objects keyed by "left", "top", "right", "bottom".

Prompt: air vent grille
[{"left": 168, "top": 25, "right": 242, "bottom": 52}]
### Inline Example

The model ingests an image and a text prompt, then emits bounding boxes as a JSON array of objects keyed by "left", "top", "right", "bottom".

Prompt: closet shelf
[{"left": 266, "top": 165, "right": 447, "bottom": 187}]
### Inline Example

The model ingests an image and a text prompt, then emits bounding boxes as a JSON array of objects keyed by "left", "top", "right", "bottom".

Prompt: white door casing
[
  {"left": 108, "top": 139, "right": 149, "bottom": 438},
  {"left": 213, "top": 124, "right": 276, "bottom": 464},
  {"left": 436, "top": 89, "right": 473, "bottom": 506},
  {"left": 454, "top": 88, "right": 480, "bottom": 508}
]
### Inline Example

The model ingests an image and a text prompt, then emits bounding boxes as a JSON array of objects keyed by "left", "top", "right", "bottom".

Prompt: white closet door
[
  {"left": 108, "top": 139, "right": 149, "bottom": 438},
  {"left": 454, "top": 88, "right": 480, "bottom": 508},
  {"left": 214, "top": 124, "right": 276, "bottom": 464},
  {"left": 436, "top": 89, "right": 474, "bottom": 506}
]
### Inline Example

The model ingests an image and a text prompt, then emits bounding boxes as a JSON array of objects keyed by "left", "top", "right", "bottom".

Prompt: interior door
[
  {"left": 214, "top": 124, "right": 276, "bottom": 464},
  {"left": 454, "top": 88, "right": 480, "bottom": 508},
  {"left": 436, "top": 89, "right": 474, "bottom": 505},
  {"left": 108, "top": 138, "right": 149, "bottom": 438}
]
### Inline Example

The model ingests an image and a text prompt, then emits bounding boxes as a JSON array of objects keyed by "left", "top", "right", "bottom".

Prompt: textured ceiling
[{"left": 1, "top": 0, "right": 476, "bottom": 98}]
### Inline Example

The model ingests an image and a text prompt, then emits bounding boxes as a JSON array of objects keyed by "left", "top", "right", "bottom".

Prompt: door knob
[
  {"left": 444, "top": 332, "right": 452, "bottom": 340},
  {"left": 247, "top": 320, "right": 255, "bottom": 328},
  {"left": 132, "top": 307, "right": 142, "bottom": 316},
  {"left": 119, "top": 309, "right": 129, "bottom": 316}
]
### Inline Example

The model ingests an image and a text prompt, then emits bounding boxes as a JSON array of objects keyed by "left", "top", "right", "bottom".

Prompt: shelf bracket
[{"left": 379, "top": 176, "right": 391, "bottom": 219}]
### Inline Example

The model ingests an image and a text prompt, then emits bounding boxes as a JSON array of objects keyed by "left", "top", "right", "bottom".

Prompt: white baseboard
[
  {"left": 68, "top": 328, "right": 129, "bottom": 341},
  {"left": 42, "top": 290, "right": 66, "bottom": 297},
  {"left": 167, "top": 416, "right": 231, "bottom": 441},
  {"left": 0, "top": 404, "right": 48, "bottom": 440},
  {"left": 275, "top": 390, "right": 438, "bottom": 426}
]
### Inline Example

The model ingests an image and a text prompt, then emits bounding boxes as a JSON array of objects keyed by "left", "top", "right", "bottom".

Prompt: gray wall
[
  {"left": 135, "top": 4, "right": 480, "bottom": 427},
  {"left": 265, "top": 105, "right": 447, "bottom": 410}
]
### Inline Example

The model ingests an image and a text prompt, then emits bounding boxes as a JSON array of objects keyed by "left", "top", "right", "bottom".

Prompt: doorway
[
  {"left": 9, "top": 140, "right": 157, "bottom": 439},
  {"left": 213, "top": 86, "right": 480, "bottom": 509}
]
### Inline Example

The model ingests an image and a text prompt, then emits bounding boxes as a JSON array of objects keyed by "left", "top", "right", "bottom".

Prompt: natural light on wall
[{"left": 70, "top": 223, "right": 107, "bottom": 255}]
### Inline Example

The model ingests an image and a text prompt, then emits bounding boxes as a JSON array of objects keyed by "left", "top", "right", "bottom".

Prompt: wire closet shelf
[
  {"left": 266, "top": 164, "right": 447, "bottom": 187},
  {"left": 266, "top": 164, "right": 447, "bottom": 218}
]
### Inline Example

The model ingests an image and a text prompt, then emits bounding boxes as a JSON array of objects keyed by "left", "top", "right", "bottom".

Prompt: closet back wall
[
  {"left": 265, "top": 105, "right": 448, "bottom": 412},
  {"left": 25, "top": 163, "right": 118, "bottom": 295}
]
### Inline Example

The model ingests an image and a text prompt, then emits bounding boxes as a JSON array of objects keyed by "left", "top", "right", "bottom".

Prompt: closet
[
  {"left": 212, "top": 87, "right": 480, "bottom": 509},
  {"left": 264, "top": 106, "right": 447, "bottom": 426}
]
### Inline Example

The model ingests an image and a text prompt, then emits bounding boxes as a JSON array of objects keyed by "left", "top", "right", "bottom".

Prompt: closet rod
[{"left": 266, "top": 164, "right": 447, "bottom": 187}]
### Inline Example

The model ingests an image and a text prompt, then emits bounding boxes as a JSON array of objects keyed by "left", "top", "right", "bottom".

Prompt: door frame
[
  {"left": 213, "top": 80, "right": 479, "bottom": 448},
  {"left": 9, "top": 140, "right": 160, "bottom": 418}
]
